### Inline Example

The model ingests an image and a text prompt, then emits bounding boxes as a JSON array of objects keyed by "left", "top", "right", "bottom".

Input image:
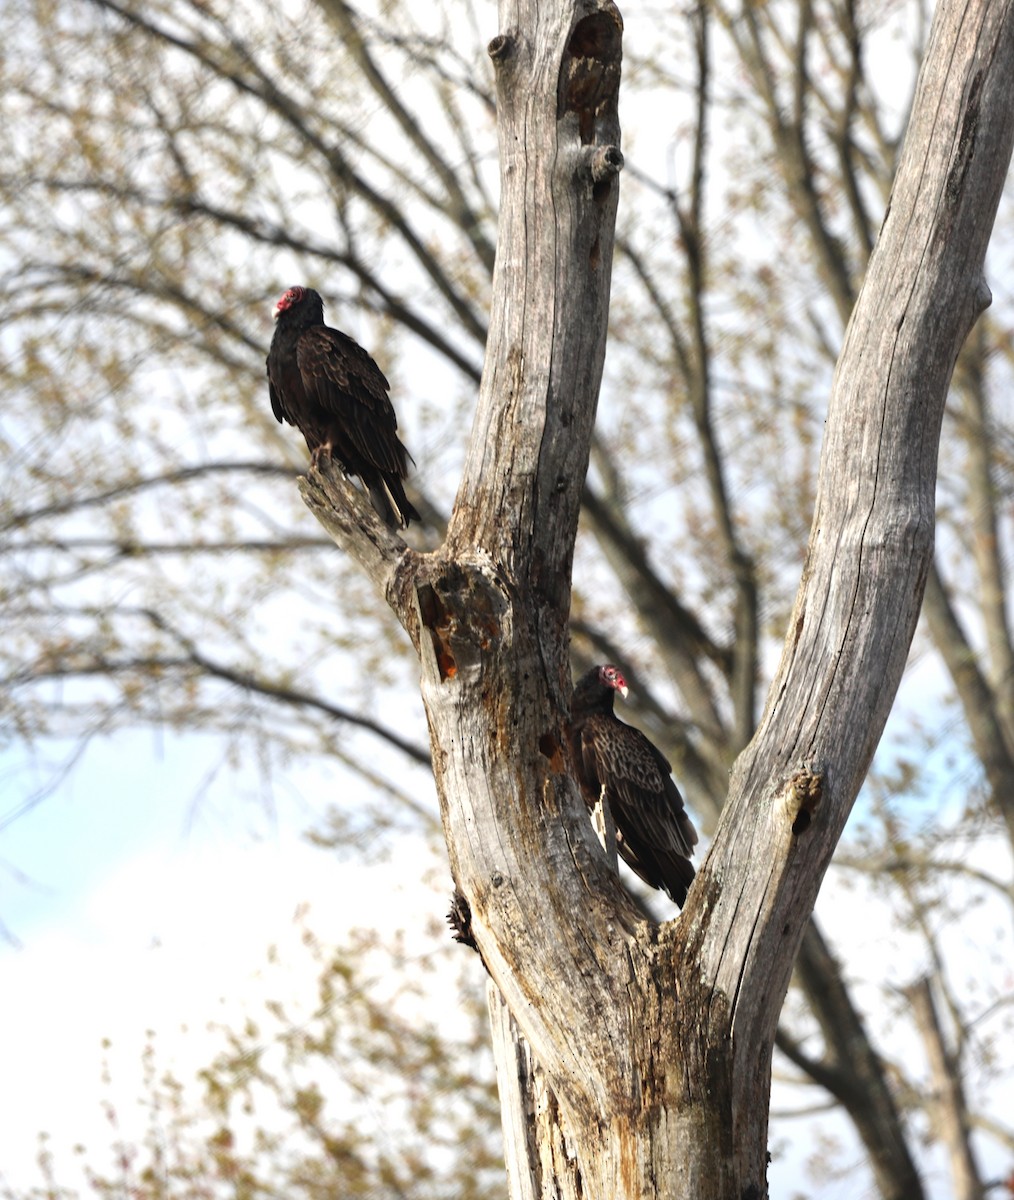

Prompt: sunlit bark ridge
[{"left": 301, "top": 0, "right": 1014, "bottom": 1195}]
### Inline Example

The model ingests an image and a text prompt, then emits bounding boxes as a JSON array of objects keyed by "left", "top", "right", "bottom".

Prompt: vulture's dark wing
[
  {"left": 266, "top": 334, "right": 305, "bottom": 427},
  {"left": 296, "top": 326, "right": 407, "bottom": 474},
  {"left": 268, "top": 378, "right": 287, "bottom": 425}
]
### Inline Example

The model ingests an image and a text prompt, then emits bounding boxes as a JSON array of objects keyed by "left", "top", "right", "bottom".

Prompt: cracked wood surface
[{"left": 301, "top": 0, "right": 1014, "bottom": 1194}]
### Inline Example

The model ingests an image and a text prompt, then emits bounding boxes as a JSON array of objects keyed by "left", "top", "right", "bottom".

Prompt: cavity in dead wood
[
  {"left": 447, "top": 889, "right": 479, "bottom": 952},
  {"left": 558, "top": 8, "right": 622, "bottom": 145},
  {"left": 417, "top": 581, "right": 458, "bottom": 681},
  {"left": 417, "top": 565, "right": 508, "bottom": 681},
  {"left": 787, "top": 768, "right": 824, "bottom": 835},
  {"left": 539, "top": 731, "right": 566, "bottom": 772},
  {"left": 487, "top": 32, "right": 513, "bottom": 63}
]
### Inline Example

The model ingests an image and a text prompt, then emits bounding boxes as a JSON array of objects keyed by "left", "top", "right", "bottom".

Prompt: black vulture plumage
[
  {"left": 267, "top": 285, "right": 420, "bottom": 529},
  {"left": 570, "top": 664, "right": 698, "bottom": 906}
]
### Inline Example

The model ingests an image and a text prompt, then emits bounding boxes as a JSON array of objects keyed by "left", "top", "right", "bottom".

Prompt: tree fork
[{"left": 301, "top": 0, "right": 1014, "bottom": 1196}]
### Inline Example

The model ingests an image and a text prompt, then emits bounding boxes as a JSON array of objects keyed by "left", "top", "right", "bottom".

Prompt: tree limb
[
  {"left": 677, "top": 0, "right": 1014, "bottom": 1188},
  {"left": 903, "top": 977, "right": 986, "bottom": 1200}
]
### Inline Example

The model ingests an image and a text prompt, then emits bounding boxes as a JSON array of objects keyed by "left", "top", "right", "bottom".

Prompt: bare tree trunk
[
  {"left": 904, "top": 978, "right": 985, "bottom": 1200},
  {"left": 300, "top": 0, "right": 1014, "bottom": 1193},
  {"left": 922, "top": 562, "right": 1014, "bottom": 842},
  {"left": 487, "top": 984, "right": 541, "bottom": 1200},
  {"left": 789, "top": 923, "right": 925, "bottom": 1200}
]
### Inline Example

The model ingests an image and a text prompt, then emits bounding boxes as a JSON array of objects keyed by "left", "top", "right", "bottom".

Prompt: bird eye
[{"left": 602, "top": 665, "right": 626, "bottom": 691}]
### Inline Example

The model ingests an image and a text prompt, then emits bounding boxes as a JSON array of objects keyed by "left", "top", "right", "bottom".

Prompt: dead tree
[{"left": 300, "top": 0, "right": 1014, "bottom": 1193}]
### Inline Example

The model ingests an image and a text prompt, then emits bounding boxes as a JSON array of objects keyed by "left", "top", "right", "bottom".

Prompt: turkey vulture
[
  {"left": 266, "top": 286, "right": 420, "bottom": 529},
  {"left": 570, "top": 664, "right": 698, "bottom": 906}
]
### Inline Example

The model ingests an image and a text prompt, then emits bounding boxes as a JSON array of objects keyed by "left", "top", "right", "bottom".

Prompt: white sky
[
  {"left": 2, "top": 3, "right": 1012, "bottom": 1196},
  {"left": 0, "top": 732, "right": 456, "bottom": 1193},
  {"left": 2, "top": 722, "right": 1011, "bottom": 1198}
]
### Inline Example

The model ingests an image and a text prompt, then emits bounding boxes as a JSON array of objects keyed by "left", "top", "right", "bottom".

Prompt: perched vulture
[
  {"left": 266, "top": 285, "right": 420, "bottom": 529},
  {"left": 570, "top": 664, "right": 698, "bottom": 906}
]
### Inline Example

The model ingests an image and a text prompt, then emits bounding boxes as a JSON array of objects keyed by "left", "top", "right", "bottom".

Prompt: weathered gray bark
[
  {"left": 783, "top": 923, "right": 926, "bottom": 1200},
  {"left": 922, "top": 324, "right": 1014, "bottom": 843},
  {"left": 923, "top": 560, "right": 1014, "bottom": 843},
  {"left": 487, "top": 984, "right": 541, "bottom": 1200},
  {"left": 904, "top": 978, "right": 985, "bottom": 1200},
  {"left": 300, "top": 0, "right": 1014, "bottom": 1194}
]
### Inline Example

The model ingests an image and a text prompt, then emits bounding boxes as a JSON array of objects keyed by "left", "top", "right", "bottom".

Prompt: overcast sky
[{"left": 3, "top": 717, "right": 1012, "bottom": 1198}]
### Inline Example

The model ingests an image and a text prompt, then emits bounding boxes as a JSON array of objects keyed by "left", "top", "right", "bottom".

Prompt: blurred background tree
[{"left": 1, "top": 0, "right": 1012, "bottom": 1195}]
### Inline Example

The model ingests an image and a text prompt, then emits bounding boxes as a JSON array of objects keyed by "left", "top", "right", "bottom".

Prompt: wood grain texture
[
  {"left": 675, "top": 0, "right": 1014, "bottom": 1189},
  {"left": 904, "top": 978, "right": 985, "bottom": 1200},
  {"left": 300, "top": 0, "right": 1014, "bottom": 1195}
]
